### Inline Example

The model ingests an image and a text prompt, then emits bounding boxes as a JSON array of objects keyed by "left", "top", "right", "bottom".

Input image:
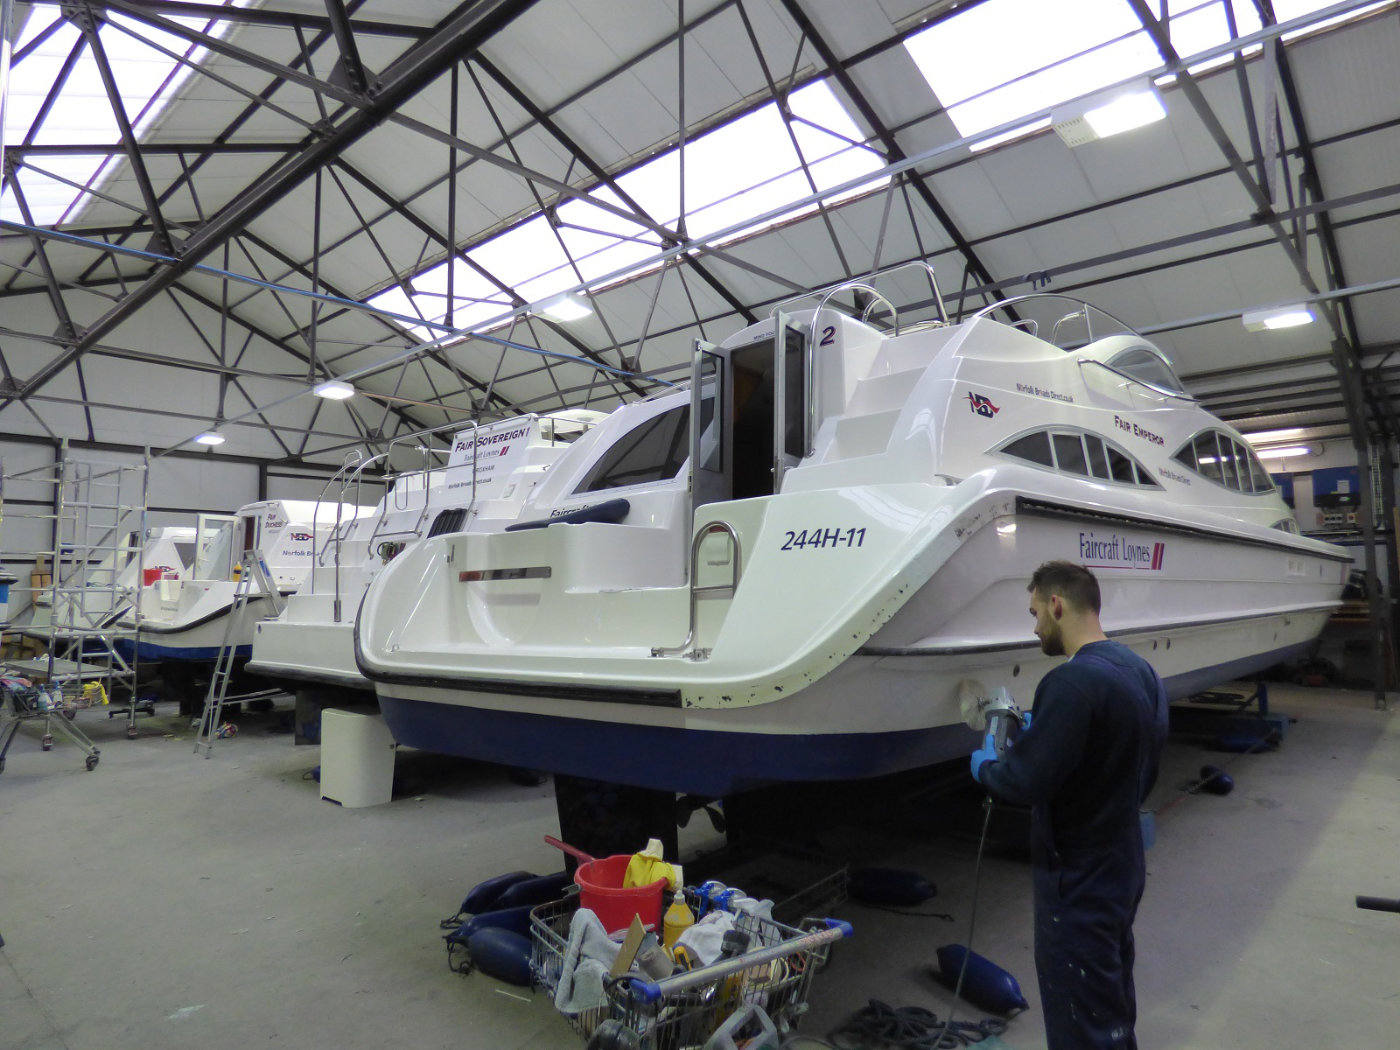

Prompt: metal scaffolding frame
[{"left": 1, "top": 439, "right": 152, "bottom": 737}]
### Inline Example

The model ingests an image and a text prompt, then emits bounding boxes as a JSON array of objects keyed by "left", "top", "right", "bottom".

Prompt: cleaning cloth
[
  {"left": 554, "top": 907, "right": 622, "bottom": 1014},
  {"left": 672, "top": 910, "right": 738, "bottom": 967}
]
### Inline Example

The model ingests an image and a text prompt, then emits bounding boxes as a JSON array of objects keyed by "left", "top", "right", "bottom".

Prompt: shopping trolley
[{"left": 531, "top": 888, "right": 852, "bottom": 1049}]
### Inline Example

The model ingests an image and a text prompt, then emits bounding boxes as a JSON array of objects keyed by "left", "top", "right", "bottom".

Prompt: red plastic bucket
[{"left": 574, "top": 854, "right": 666, "bottom": 933}]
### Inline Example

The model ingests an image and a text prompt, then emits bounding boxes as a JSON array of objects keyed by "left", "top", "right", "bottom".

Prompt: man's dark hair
[{"left": 1028, "top": 560, "right": 1101, "bottom": 614}]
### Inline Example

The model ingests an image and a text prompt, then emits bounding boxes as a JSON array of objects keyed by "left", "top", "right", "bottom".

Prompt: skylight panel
[
  {"left": 1, "top": 2, "right": 252, "bottom": 227},
  {"left": 904, "top": 0, "right": 1358, "bottom": 150},
  {"left": 365, "top": 259, "right": 513, "bottom": 339},
  {"left": 370, "top": 78, "right": 887, "bottom": 341}
]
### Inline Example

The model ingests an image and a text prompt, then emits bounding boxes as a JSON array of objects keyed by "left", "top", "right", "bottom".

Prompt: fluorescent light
[
  {"left": 194, "top": 432, "right": 225, "bottom": 446},
  {"left": 1254, "top": 445, "right": 1315, "bottom": 461},
  {"left": 313, "top": 380, "right": 355, "bottom": 400},
  {"left": 1243, "top": 428, "right": 1304, "bottom": 445},
  {"left": 1052, "top": 85, "right": 1166, "bottom": 147},
  {"left": 1242, "top": 306, "right": 1315, "bottom": 332},
  {"left": 540, "top": 295, "right": 593, "bottom": 322},
  {"left": 1084, "top": 89, "right": 1167, "bottom": 138}
]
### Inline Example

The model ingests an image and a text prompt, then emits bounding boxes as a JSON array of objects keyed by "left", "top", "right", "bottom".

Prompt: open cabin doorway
[{"left": 691, "top": 319, "right": 808, "bottom": 513}]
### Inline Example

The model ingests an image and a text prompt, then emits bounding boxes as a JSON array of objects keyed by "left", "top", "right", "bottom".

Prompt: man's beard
[{"left": 1039, "top": 624, "right": 1065, "bottom": 657}]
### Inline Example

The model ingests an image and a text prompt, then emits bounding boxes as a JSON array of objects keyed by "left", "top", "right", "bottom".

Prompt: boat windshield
[{"left": 971, "top": 294, "right": 1139, "bottom": 351}]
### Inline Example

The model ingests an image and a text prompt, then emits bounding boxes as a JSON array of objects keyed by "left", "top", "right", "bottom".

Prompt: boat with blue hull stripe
[{"left": 377, "top": 640, "right": 1315, "bottom": 797}]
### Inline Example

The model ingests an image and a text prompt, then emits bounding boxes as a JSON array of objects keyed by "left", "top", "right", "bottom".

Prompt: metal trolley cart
[
  {"left": 532, "top": 889, "right": 851, "bottom": 1049},
  {"left": 0, "top": 681, "right": 102, "bottom": 773}
]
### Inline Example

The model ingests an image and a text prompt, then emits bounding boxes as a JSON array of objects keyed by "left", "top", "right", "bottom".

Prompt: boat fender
[
  {"left": 933, "top": 944, "right": 1028, "bottom": 1015},
  {"left": 444, "top": 904, "right": 536, "bottom": 948},
  {"left": 848, "top": 867, "right": 937, "bottom": 906},
  {"left": 464, "top": 927, "right": 534, "bottom": 986},
  {"left": 457, "top": 870, "right": 536, "bottom": 916},
  {"left": 492, "top": 870, "right": 572, "bottom": 909},
  {"left": 1197, "top": 765, "right": 1234, "bottom": 796}
]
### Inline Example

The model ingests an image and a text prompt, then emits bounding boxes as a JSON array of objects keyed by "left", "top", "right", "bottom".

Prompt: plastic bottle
[
  {"left": 662, "top": 889, "right": 695, "bottom": 949},
  {"left": 714, "top": 928, "right": 751, "bottom": 1020}
]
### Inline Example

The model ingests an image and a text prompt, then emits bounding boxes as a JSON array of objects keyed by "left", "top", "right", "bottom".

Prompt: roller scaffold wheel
[
  {"left": 85, "top": 754, "right": 99, "bottom": 771},
  {"left": 126, "top": 725, "right": 138, "bottom": 740},
  {"left": 41, "top": 734, "right": 53, "bottom": 751}
]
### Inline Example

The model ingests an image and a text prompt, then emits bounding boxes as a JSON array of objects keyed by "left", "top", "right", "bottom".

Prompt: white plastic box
[{"left": 320, "top": 709, "right": 397, "bottom": 807}]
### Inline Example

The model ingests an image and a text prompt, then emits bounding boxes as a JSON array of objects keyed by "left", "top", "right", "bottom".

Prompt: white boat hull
[
  {"left": 248, "top": 594, "right": 366, "bottom": 690},
  {"left": 362, "top": 476, "right": 1346, "bottom": 795}
]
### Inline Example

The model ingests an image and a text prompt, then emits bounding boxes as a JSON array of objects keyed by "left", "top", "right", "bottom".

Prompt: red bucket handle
[{"left": 543, "top": 834, "right": 595, "bottom": 865}]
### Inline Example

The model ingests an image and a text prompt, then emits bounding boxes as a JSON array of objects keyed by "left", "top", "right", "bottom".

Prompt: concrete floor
[{"left": 1, "top": 683, "right": 1396, "bottom": 1050}]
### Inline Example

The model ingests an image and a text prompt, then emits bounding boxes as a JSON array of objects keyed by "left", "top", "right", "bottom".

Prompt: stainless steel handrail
[
  {"left": 651, "top": 520, "right": 742, "bottom": 660},
  {"left": 310, "top": 449, "right": 363, "bottom": 597},
  {"left": 970, "top": 293, "right": 1142, "bottom": 343},
  {"left": 768, "top": 260, "right": 949, "bottom": 326},
  {"left": 795, "top": 262, "right": 949, "bottom": 458}
]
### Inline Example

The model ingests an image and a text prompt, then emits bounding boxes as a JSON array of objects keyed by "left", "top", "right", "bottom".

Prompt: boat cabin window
[
  {"left": 1001, "top": 431, "right": 1053, "bottom": 467},
  {"left": 998, "top": 429, "right": 1159, "bottom": 488},
  {"left": 1052, "top": 433, "right": 1088, "bottom": 476},
  {"left": 1107, "top": 346, "right": 1185, "bottom": 393},
  {"left": 1173, "top": 428, "right": 1275, "bottom": 494},
  {"left": 576, "top": 404, "right": 690, "bottom": 493}
]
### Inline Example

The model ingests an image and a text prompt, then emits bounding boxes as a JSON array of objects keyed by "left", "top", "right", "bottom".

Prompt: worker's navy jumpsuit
[{"left": 980, "top": 639, "right": 1169, "bottom": 1050}]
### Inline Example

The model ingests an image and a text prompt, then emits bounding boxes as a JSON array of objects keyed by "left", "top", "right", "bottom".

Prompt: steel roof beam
[
  {"left": 329, "top": 160, "right": 638, "bottom": 401},
  {"left": 472, "top": 55, "right": 760, "bottom": 328},
  {"left": 7, "top": 141, "right": 306, "bottom": 156},
  {"left": 69, "top": 5, "right": 175, "bottom": 254},
  {"left": 31, "top": 0, "right": 434, "bottom": 38},
  {"left": 319, "top": 0, "right": 369, "bottom": 94},
  {"left": 775, "top": 0, "right": 1004, "bottom": 298},
  {"left": 0, "top": 0, "right": 541, "bottom": 416}
]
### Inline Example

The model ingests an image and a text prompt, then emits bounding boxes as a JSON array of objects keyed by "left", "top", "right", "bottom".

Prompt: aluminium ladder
[{"left": 193, "top": 550, "right": 284, "bottom": 757}]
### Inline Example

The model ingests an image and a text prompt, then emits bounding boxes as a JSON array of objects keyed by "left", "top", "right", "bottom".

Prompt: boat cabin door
[{"left": 689, "top": 314, "right": 808, "bottom": 512}]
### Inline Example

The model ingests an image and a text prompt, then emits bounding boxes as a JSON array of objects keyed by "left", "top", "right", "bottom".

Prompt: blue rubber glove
[
  {"left": 1021, "top": 710, "right": 1033, "bottom": 731},
  {"left": 970, "top": 730, "right": 998, "bottom": 783}
]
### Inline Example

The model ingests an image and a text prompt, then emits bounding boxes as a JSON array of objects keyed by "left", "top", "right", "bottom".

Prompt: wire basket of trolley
[{"left": 531, "top": 886, "right": 852, "bottom": 1049}]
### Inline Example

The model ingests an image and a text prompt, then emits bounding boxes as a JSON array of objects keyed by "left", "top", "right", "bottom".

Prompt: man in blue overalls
[{"left": 971, "top": 561, "right": 1169, "bottom": 1050}]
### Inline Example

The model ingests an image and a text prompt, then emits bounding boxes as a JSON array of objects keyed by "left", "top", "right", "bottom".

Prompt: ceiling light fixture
[
  {"left": 194, "top": 432, "right": 225, "bottom": 446},
  {"left": 1242, "top": 427, "right": 1304, "bottom": 445},
  {"left": 1254, "top": 445, "right": 1316, "bottom": 461},
  {"left": 540, "top": 295, "right": 592, "bottom": 322},
  {"left": 1242, "top": 305, "right": 1315, "bottom": 332},
  {"left": 1051, "top": 83, "right": 1167, "bottom": 147},
  {"left": 313, "top": 380, "right": 356, "bottom": 400}
]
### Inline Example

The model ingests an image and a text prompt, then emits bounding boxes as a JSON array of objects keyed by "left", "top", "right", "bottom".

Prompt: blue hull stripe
[
  {"left": 114, "top": 639, "right": 251, "bottom": 663},
  {"left": 377, "top": 639, "right": 1316, "bottom": 796}
]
